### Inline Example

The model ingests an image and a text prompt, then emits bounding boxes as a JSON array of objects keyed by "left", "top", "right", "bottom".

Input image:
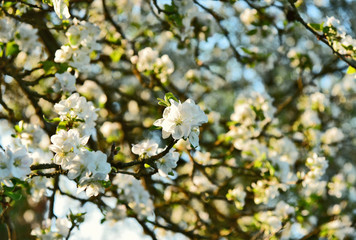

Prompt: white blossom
[
  {"left": 53, "top": 0, "right": 71, "bottom": 20},
  {"left": 133, "top": 47, "right": 174, "bottom": 82},
  {"left": 54, "top": 72, "right": 77, "bottom": 93},
  {"left": 15, "top": 24, "right": 39, "bottom": 53},
  {"left": 154, "top": 99, "right": 208, "bottom": 147},
  {"left": 0, "top": 17, "right": 15, "bottom": 42},
  {"left": 135, "top": 47, "right": 159, "bottom": 72},
  {"left": 301, "top": 109, "right": 320, "bottom": 127},
  {"left": 54, "top": 45, "right": 73, "bottom": 63},
  {"left": 131, "top": 139, "right": 159, "bottom": 157},
  {"left": 113, "top": 174, "right": 154, "bottom": 219},
  {"left": 226, "top": 185, "right": 246, "bottom": 210},
  {"left": 54, "top": 93, "right": 98, "bottom": 136},
  {"left": 240, "top": 8, "right": 257, "bottom": 25},
  {"left": 10, "top": 147, "right": 33, "bottom": 179},
  {"left": 49, "top": 129, "right": 89, "bottom": 167},
  {"left": 305, "top": 153, "right": 328, "bottom": 180},
  {"left": 322, "top": 127, "right": 344, "bottom": 145},
  {"left": 156, "top": 148, "right": 179, "bottom": 177},
  {"left": 0, "top": 146, "right": 32, "bottom": 187},
  {"left": 86, "top": 151, "right": 111, "bottom": 180},
  {"left": 0, "top": 147, "right": 13, "bottom": 187}
]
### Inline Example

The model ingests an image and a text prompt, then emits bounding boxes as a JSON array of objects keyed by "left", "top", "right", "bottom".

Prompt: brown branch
[
  {"left": 102, "top": 0, "right": 127, "bottom": 39},
  {"left": 48, "top": 175, "right": 59, "bottom": 219},
  {"left": 113, "top": 138, "right": 178, "bottom": 169},
  {"left": 298, "top": 227, "right": 321, "bottom": 240},
  {"left": 136, "top": 218, "right": 158, "bottom": 240},
  {"left": 193, "top": 0, "right": 249, "bottom": 63},
  {"left": 30, "top": 163, "right": 60, "bottom": 171}
]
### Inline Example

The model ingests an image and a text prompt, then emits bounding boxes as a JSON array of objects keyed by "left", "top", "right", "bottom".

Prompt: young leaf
[
  {"left": 164, "top": 92, "right": 178, "bottom": 103},
  {"left": 5, "top": 41, "right": 19, "bottom": 57}
]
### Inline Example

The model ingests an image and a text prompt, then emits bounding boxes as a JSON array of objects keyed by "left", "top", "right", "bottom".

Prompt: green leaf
[
  {"left": 110, "top": 48, "right": 124, "bottom": 62},
  {"left": 57, "top": 63, "right": 69, "bottom": 73},
  {"left": 74, "top": 118, "right": 85, "bottom": 123},
  {"left": 144, "top": 163, "right": 151, "bottom": 168},
  {"left": 69, "top": 212, "right": 86, "bottom": 224},
  {"left": 101, "top": 181, "right": 111, "bottom": 188},
  {"left": 164, "top": 4, "right": 176, "bottom": 13},
  {"left": 346, "top": 66, "right": 356, "bottom": 74},
  {"left": 157, "top": 98, "right": 169, "bottom": 107},
  {"left": 5, "top": 41, "right": 19, "bottom": 57},
  {"left": 164, "top": 92, "right": 178, "bottom": 103},
  {"left": 3, "top": 1, "right": 15, "bottom": 8},
  {"left": 57, "top": 121, "right": 67, "bottom": 131},
  {"left": 227, "top": 121, "right": 240, "bottom": 127},
  {"left": 251, "top": 105, "right": 265, "bottom": 121},
  {"left": 241, "top": 47, "right": 252, "bottom": 54},
  {"left": 14, "top": 124, "right": 23, "bottom": 133},
  {"left": 246, "top": 29, "right": 258, "bottom": 36},
  {"left": 43, "top": 115, "right": 61, "bottom": 123},
  {"left": 149, "top": 125, "right": 162, "bottom": 130},
  {"left": 309, "top": 23, "right": 322, "bottom": 31},
  {"left": 5, "top": 190, "right": 22, "bottom": 201},
  {"left": 41, "top": 60, "right": 55, "bottom": 72}
]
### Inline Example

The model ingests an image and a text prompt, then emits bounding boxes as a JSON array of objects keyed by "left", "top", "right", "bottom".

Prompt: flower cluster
[
  {"left": 324, "top": 17, "right": 356, "bottom": 59},
  {"left": 227, "top": 90, "right": 276, "bottom": 150},
  {"left": 54, "top": 93, "right": 98, "bottom": 136},
  {"left": 49, "top": 129, "right": 89, "bottom": 167},
  {"left": 301, "top": 153, "right": 328, "bottom": 197},
  {"left": 131, "top": 47, "right": 174, "bottom": 83},
  {"left": 49, "top": 129, "right": 111, "bottom": 197},
  {"left": 154, "top": 98, "right": 208, "bottom": 148},
  {"left": 113, "top": 174, "right": 154, "bottom": 219},
  {"left": 226, "top": 184, "right": 246, "bottom": 210},
  {"left": 31, "top": 218, "right": 71, "bottom": 239},
  {"left": 53, "top": 72, "right": 77, "bottom": 93},
  {"left": 55, "top": 19, "right": 102, "bottom": 73},
  {"left": 17, "top": 121, "right": 51, "bottom": 151},
  {"left": 251, "top": 178, "right": 287, "bottom": 205},
  {"left": 255, "top": 201, "right": 295, "bottom": 236},
  {"left": 0, "top": 146, "right": 32, "bottom": 187},
  {"left": 0, "top": 12, "right": 46, "bottom": 75},
  {"left": 3, "top": 1, "right": 356, "bottom": 239}
]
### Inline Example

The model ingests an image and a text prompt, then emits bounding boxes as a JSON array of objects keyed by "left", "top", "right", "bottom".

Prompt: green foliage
[
  {"left": 157, "top": 92, "right": 178, "bottom": 107},
  {"left": 5, "top": 41, "right": 19, "bottom": 57}
]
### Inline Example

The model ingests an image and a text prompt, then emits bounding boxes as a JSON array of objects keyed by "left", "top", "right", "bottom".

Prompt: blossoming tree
[{"left": 0, "top": 0, "right": 356, "bottom": 239}]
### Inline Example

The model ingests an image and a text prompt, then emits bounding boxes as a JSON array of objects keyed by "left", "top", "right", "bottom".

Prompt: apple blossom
[
  {"left": 49, "top": 129, "right": 89, "bottom": 167},
  {"left": 154, "top": 98, "right": 208, "bottom": 147},
  {"left": 156, "top": 148, "right": 179, "bottom": 177},
  {"left": 54, "top": 72, "right": 77, "bottom": 93},
  {"left": 53, "top": 0, "right": 71, "bottom": 20},
  {"left": 131, "top": 139, "right": 159, "bottom": 158}
]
